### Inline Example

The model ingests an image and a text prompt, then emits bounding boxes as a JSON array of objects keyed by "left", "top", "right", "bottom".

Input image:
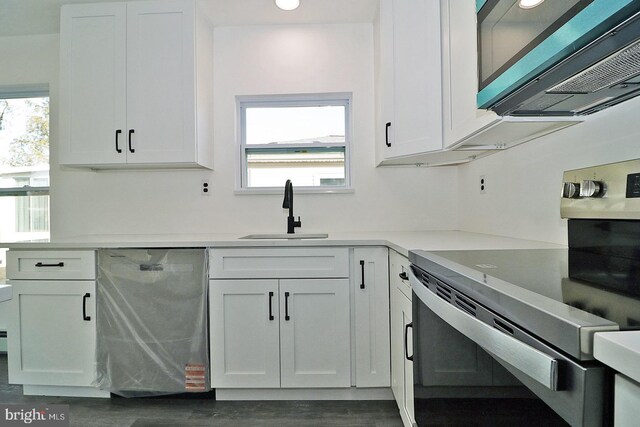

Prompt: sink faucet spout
[{"left": 282, "top": 179, "right": 302, "bottom": 234}]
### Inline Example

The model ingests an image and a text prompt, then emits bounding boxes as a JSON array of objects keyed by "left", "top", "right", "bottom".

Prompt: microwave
[{"left": 476, "top": 0, "right": 640, "bottom": 116}]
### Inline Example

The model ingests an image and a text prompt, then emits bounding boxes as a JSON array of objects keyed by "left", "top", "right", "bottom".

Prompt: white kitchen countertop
[
  {"left": 0, "top": 230, "right": 564, "bottom": 257},
  {"left": 594, "top": 332, "right": 640, "bottom": 383},
  {"left": 0, "top": 283, "right": 12, "bottom": 303}
]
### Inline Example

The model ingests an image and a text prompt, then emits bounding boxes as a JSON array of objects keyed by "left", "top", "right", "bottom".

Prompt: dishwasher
[{"left": 95, "top": 249, "right": 209, "bottom": 397}]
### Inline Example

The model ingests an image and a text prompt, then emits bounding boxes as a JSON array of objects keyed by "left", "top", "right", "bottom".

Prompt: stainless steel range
[{"left": 409, "top": 158, "right": 640, "bottom": 427}]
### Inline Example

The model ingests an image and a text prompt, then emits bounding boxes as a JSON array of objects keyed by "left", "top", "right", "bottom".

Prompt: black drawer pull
[
  {"left": 360, "top": 260, "right": 366, "bottom": 289},
  {"left": 82, "top": 293, "right": 91, "bottom": 321},
  {"left": 115, "top": 129, "right": 122, "bottom": 153},
  {"left": 385, "top": 122, "right": 391, "bottom": 147},
  {"left": 268, "top": 291, "right": 275, "bottom": 321},
  {"left": 128, "top": 129, "right": 135, "bottom": 153},
  {"left": 399, "top": 271, "right": 408, "bottom": 281},
  {"left": 404, "top": 322, "right": 413, "bottom": 361},
  {"left": 35, "top": 262, "right": 64, "bottom": 268},
  {"left": 284, "top": 291, "right": 290, "bottom": 321}
]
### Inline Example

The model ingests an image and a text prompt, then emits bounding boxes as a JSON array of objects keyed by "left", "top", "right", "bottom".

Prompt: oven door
[{"left": 409, "top": 267, "right": 610, "bottom": 427}]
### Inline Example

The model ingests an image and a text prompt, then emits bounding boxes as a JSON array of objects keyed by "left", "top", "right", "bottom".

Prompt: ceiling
[{"left": 0, "top": 0, "right": 379, "bottom": 37}]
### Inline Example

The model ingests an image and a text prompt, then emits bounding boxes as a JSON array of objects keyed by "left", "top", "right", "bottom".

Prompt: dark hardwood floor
[{"left": 0, "top": 354, "right": 403, "bottom": 427}]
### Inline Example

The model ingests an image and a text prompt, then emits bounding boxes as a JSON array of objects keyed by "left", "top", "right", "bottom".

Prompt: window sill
[{"left": 234, "top": 188, "right": 354, "bottom": 196}]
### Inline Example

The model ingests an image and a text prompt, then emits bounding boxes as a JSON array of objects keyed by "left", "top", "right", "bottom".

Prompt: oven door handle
[{"left": 409, "top": 269, "right": 560, "bottom": 391}]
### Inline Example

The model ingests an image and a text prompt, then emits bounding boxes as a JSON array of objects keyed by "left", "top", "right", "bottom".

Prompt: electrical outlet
[
  {"left": 480, "top": 175, "right": 486, "bottom": 194},
  {"left": 201, "top": 180, "right": 210, "bottom": 196}
]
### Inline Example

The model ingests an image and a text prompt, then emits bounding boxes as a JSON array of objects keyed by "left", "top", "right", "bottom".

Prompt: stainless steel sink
[{"left": 240, "top": 233, "right": 329, "bottom": 240}]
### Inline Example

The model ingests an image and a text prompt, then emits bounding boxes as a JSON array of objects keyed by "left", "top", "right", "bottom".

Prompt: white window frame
[
  {"left": 235, "top": 93, "right": 353, "bottom": 194},
  {"left": 0, "top": 84, "right": 50, "bottom": 198}
]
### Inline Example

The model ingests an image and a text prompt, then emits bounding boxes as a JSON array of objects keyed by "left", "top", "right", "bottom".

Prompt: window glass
[
  {"left": 246, "top": 147, "right": 346, "bottom": 188},
  {"left": 245, "top": 106, "right": 346, "bottom": 145},
  {"left": 239, "top": 96, "right": 350, "bottom": 190},
  {"left": 0, "top": 95, "right": 50, "bottom": 278}
]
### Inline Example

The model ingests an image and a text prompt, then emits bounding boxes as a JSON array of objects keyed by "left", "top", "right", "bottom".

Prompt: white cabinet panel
[
  {"left": 389, "top": 251, "right": 415, "bottom": 427},
  {"left": 353, "top": 247, "right": 390, "bottom": 387},
  {"left": 126, "top": 0, "right": 196, "bottom": 164},
  {"left": 209, "top": 248, "right": 350, "bottom": 279},
  {"left": 615, "top": 374, "right": 640, "bottom": 427},
  {"left": 209, "top": 280, "right": 280, "bottom": 388},
  {"left": 7, "top": 250, "right": 96, "bottom": 280},
  {"left": 390, "top": 0, "right": 442, "bottom": 158},
  {"left": 279, "top": 279, "right": 351, "bottom": 388},
  {"left": 210, "top": 277, "right": 351, "bottom": 389},
  {"left": 376, "top": 0, "right": 443, "bottom": 163},
  {"left": 8, "top": 281, "right": 97, "bottom": 387},
  {"left": 441, "top": 0, "right": 498, "bottom": 149},
  {"left": 59, "top": 0, "right": 213, "bottom": 169},
  {"left": 59, "top": 3, "right": 127, "bottom": 165}
]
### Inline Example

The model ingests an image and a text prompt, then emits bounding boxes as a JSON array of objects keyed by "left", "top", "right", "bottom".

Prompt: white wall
[
  {"left": 49, "top": 23, "right": 458, "bottom": 238},
  {"left": 457, "top": 97, "right": 640, "bottom": 245}
]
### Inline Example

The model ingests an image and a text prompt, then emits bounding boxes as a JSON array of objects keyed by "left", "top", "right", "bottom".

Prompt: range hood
[{"left": 478, "top": 0, "right": 640, "bottom": 116}]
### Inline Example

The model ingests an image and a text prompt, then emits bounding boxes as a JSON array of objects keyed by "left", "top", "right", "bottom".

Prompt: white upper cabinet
[
  {"left": 440, "top": 0, "right": 499, "bottom": 149},
  {"left": 59, "top": 0, "right": 213, "bottom": 169},
  {"left": 440, "top": 0, "right": 581, "bottom": 152},
  {"left": 376, "top": 0, "right": 443, "bottom": 164}
]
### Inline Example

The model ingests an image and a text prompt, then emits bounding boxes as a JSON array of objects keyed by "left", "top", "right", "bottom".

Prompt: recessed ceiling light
[
  {"left": 519, "top": 0, "right": 544, "bottom": 9},
  {"left": 275, "top": 0, "right": 300, "bottom": 11}
]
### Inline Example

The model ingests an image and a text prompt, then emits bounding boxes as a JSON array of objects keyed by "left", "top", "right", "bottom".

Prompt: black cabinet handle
[
  {"left": 268, "top": 291, "right": 275, "bottom": 321},
  {"left": 399, "top": 271, "right": 408, "bottom": 281},
  {"left": 35, "top": 262, "right": 64, "bottom": 268},
  {"left": 115, "top": 129, "right": 122, "bottom": 153},
  {"left": 128, "top": 129, "right": 135, "bottom": 153},
  {"left": 404, "top": 322, "right": 413, "bottom": 361},
  {"left": 284, "top": 291, "right": 290, "bottom": 321},
  {"left": 82, "top": 293, "right": 91, "bottom": 321},
  {"left": 360, "top": 260, "right": 366, "bottom": 289},
  {"left": 385, "top": 122, "right": 391, "bottom": 147}
]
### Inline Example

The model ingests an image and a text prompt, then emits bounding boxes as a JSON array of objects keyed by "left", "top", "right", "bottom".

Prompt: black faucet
[{"left": 282, "top": 179, "right": 301, "bottom": 234}]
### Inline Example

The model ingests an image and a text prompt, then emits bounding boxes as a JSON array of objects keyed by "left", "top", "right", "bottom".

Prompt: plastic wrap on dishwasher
[{"left": 95, "top": 249, "right": 210, "bottom": 397}]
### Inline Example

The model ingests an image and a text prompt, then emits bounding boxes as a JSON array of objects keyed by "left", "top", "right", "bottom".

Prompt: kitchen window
[
  {"left": 238, "top": 94, "right": 352, "bottom": 192},
  {"left": 0, "top": 87, "right": 50, "bottom": 278}
]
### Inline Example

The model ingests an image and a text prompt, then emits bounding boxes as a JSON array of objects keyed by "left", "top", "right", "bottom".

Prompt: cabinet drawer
[
  {"left": 209, "top": 248, "right": 349, "bottom": 279},
  {"left": 7, "top": 250, "right": 96, "bottom": 280},
  {"left": 389, "top": 249, "right": 411, "bottom": 299}
]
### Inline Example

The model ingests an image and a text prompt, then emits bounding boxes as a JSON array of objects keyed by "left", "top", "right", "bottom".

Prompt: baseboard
[
  {"left": 215, "top": 387, "right": 393, "bottom": 401},
  {"left": 22, "top": 385, "right": 111, "bottom": 398}
]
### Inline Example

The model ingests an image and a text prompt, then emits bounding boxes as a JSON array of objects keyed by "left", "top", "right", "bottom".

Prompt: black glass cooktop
[{"left": 411, "top": 248, "right": 640, "bottom": 331}]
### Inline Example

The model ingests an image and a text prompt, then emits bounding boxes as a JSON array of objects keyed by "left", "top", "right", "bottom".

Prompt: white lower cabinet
[
  {"left": 8, "top": 280, "right": 98, "bottom": 387},
  {"left": 209, "top": 280, "right": 280, "bottom": 388},
  {"left": 353, "top": 247, "right": 390, "bottom": 388},
  {"left": 615, "top": 374, "right": 640, "bottom": 427},
  {"left": 389, "top": 250, "right": 415, "bottom": 427},
  {"left": 210, "top": 278, "right": 351, "bottom": 389}
]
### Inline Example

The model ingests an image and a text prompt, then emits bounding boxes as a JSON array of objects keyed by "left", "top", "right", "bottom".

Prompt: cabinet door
[
  {"left": 279, "top": 279, "right": 351, "bottom": 388},
  {"left": 392, "top": 286, "right": 415, "bottom": 427},
  {"left": 59, "top": 3, "right": 127, "bottom": 166},
  {"left": 126, "top": 0, "right": 196, "bottom": 165},
  {"left": 353, "top": 248, "right": 390, "bottom": 387},
  {"left": 441, "top": 0, "right": 498, "bottom": 148},
  {"left": 390, "top": 286, "right": 405, "bottom": 418},
  {"left": 389, "top": 0, "right": 443, "bottom": 158},
  {"left": 209, "top": 280, "right": 280, "bottom": 388},
  {"left": 8, "top": 281, "right": 97, "bottom": 386},
  {"left": 376, "top": 0, "right": 395, "bottom": 164},
  {"left": 400, "top": 290, "right": 415, "bottom": 427}
]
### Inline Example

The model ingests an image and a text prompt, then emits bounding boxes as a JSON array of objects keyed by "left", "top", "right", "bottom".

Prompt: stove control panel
[{"left": 561, "top": 158, "right": 640, "bottom": 219}]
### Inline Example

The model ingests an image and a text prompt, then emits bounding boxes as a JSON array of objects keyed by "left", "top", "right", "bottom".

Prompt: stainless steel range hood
[{"left": 489, "top": 7, "right": 640, "bottom": 116}]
